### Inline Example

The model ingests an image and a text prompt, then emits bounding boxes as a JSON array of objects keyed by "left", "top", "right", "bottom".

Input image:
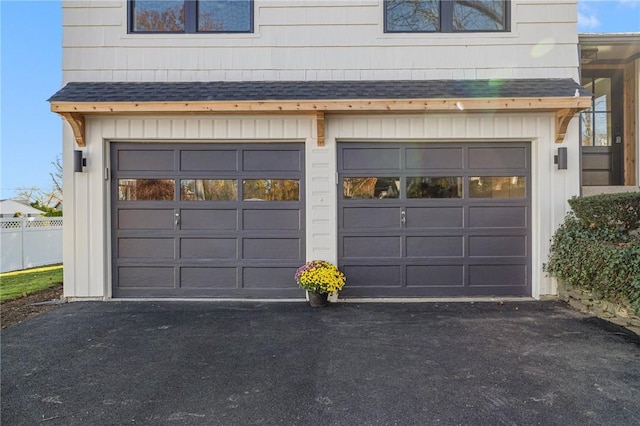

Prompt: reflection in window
[
  {"left": 407, "top": 177, "right": 462, "bottom": 198},
  {"left": 181, "top": 179, "right": 237, "bottom": 201},
  {"left": 385, "top": 0, "right": 439, "bottom": 32},
  {"left": 343, "top": 177, "right": 400, "bottom": 199},
  {"left": 131, "top": 0, "right": 185, "bottom": 32},
  {"left": 243, "top": 179, "right": 299, "bottom": 201},
  {"left": 198, "top": 0, "right": 253, "bottom": 32},
  {"left": 118, "top": 179, "right": 175, "bottom": 201},
  {"left": 453, "top": 0, "right": 506, "bottom": 31},
  {"left": 384, "top": 0, "right": 508, "bottom": 33},
  {"left": 469, "top": 177, "right": 525, "bottom": 198},
  {"left": 130, "top": 0, "right": 253, "bottom": 33},
  {"left": 580, "top": 77, "right": 612, "bottom": 146}
]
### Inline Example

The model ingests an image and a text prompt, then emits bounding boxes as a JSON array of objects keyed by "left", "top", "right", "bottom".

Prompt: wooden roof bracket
[
  {"left": 555, "top": 108, "right": 581, "bottom": 144},
  {"left": 60, "top": 112, "right": 86, "bottom": 147}
]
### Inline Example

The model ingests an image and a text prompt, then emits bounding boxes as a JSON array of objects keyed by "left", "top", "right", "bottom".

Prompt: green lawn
[{"left": 0, "top": 265, "right": 63, "bottom": 303}]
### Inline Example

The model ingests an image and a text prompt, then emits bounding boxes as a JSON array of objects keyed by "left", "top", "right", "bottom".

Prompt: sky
[{"left": 1, "top": 0, "right": 639, "bottom": 201}]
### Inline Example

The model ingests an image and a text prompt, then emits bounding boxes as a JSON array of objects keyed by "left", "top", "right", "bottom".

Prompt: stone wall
[{"left": 558, "top": 282, "right": 640, "bottom": 335}]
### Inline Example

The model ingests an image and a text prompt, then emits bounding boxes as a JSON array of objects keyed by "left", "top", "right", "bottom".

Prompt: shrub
[
  {"left": 568, "top": 192, "right": 640, "bottom": 231},
  {"left": 545, "top": 194, "right": 640, "bottom": 314}
]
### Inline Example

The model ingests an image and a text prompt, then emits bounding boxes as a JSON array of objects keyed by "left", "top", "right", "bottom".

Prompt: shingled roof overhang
[{"left": 49, "top": 79, "right": 592, "bottom": 147}]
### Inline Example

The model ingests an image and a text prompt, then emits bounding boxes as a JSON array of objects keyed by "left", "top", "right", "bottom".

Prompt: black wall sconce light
[
  {"left": 554, "top": 147, "right": 567, "bottom": 170},
  {"left": 74, "top": 150, "right": 87, "bottom": 173}
]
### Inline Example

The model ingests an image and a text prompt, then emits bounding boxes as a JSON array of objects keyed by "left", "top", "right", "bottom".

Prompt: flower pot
[{"left": 308, "top": 291, "right": 329, "bottom": 307}]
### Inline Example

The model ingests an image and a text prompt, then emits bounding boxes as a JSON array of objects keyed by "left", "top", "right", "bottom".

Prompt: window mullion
[
  {"left": 185, "top": 0, "right": 197, "bottom": 33},
  {"left": 440, "top": 0, "right": 453, "bottom": 33}
]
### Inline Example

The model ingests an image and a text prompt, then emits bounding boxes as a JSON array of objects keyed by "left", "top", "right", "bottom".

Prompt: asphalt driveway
[{"left": 2, "top": 300, "right": 639, "bottom": 425}]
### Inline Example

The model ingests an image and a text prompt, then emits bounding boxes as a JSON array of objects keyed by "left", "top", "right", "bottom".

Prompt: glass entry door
[{"left": 581, "top": 71, "right": 624, "bottom": 186}]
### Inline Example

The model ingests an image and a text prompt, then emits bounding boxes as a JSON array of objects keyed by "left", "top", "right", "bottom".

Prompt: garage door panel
[
  {"left": 118, "top": 150, "right": 174, "bottom": 171},
  {"left": 343, "top": 236, "right": 401, "bottom": 258},
  {"left": 180, "top": 209, "right": 238, "bottom": 231},
  {"left": 406, "top": 236, "right": 463, "bottom": 257},
  {"left": 181, "top": 267, "right": 237, "bottom": 288},
  {"left": 468, "top": 147, "right": 527, "bottom": 169},
  {"left": 469, "top": 236, "right": 527, "bottom": 257},
  {"left": 338, "top": 142, "right": 530, "bottom": 298},
  {"left": 469, "top": 265, "right": 527, "bottom": 287},
  {"left": 243, "top": 238, "right": 302, "bottom": 260},
  {"left": 243, "top": 150, "right": 300, "bottom": 171},
  {"left": 181, "top": 238, "right": 237, "bottom": 259},
  {"left": 406, "top": 207, "right": 463, "bottom": 228},
  {"left": 342, "top": 148, "right": 400, "bottom": 170},
  {"left": 243, "top": 209, "right": 301, "bottom": 230},
  {"left": 118, "top": 209, "right": 174, "bottom": 230},
  {"left": 342, "top": 265, "right": 401, "bottom": 287},
  {"left": 118, "top": 267, "right": 174, "bottom": 288},
  {"left": 342, "top": 207, "right": 399, "bottom": 228},
  {"left": 112, "top": 143, "right": 304, "bottom": 298},
  {"left": 181, "top": 150, "right": 238, "bottom": 171},
  {"left": 406, "top": 265, "right": 463, "bottom": 286},
  {"left": 119, "top": 238, "right": 174, "bottom": 259},
  {"left": 469, "top": 206, "right": 527, "bottom": 228},
  {"left": 406, "top": 148, "right": 463, "bottom": 169},
  {"left": 243, "top": 267, "right": 299, "bottom": 288}
]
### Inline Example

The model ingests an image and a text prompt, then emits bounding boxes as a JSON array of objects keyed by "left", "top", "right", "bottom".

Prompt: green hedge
[
  {"left": 568, "top": 192, "right": 640, "bottom": 230},
  {"left": 545, "top": 192, "right": 640, "bottom": 314}
]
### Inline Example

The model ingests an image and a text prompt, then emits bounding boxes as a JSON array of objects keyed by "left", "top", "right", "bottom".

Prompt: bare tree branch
[
  {"left": 455, "top": 0, "right": 503, "bottom": 27},
  {"left": 50, "top": 155, "right": 63, "bottom": 197}
]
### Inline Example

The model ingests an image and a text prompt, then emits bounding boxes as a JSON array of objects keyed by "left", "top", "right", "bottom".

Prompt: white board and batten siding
[
  {"left": 326, "top": 113, "right": 581, "bottom": 299},
  {"left": 65, "top": 115, "right": 317, "bottom": 298},
  {"left": 65, "top": 113, "right": 579, "bottom": 299},
  {"left": 62, "top": 0, "right": 580, "bottom": 83}
]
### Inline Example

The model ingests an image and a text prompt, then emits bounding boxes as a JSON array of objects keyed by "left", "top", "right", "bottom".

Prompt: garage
[
  {"left": 111, "top": 143, "right": 305, "bottom": 298},
  {"left": 338, "top": 142, "right": 531, "bottom": 298}
]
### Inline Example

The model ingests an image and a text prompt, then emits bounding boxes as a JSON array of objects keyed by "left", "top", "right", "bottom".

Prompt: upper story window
[
  {"left": 129, "top": 0, "right": 253, "bottom": 33},
  {"left": 384, "top": 0, "right": 509, "bottom": 33}
]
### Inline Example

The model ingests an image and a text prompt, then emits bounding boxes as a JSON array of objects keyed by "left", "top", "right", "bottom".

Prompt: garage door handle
[
  {"left": 175, "top": 213, "right": 180, "bottom": 227},
  {"left": 400, "top": 210, "right": 406, "bottom": 225}
]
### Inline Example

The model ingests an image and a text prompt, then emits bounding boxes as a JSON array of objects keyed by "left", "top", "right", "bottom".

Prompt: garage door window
[
  {"left": 242, "top": 179, "right": 300, "bottom": 201},
  {"left": 343, "top": 177, "right": 400, "bottom": 199},
  {"left": 118, "top": 179, "right": 175, "bottom": 201},
  {"left": 407, "top": 177, "right": 462, "bottom": 198},
  {"left": 180, "top": 179, "right": 237, "bottom": 201},
  {"left": 469, "top": 176, "right": 526, "bottom": 198}
]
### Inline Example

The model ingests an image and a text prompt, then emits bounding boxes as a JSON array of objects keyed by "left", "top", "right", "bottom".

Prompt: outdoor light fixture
[
  {"left": 74, "top": 150, "right": 86, "bottom": 173},
  {"left": 555, "top": 147, "right": 567, "bottom": 170}
]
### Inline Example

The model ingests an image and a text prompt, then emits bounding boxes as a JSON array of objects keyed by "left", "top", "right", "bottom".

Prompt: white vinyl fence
[{"left": 1, "top": 217, "right": 63, "bottom": 273}]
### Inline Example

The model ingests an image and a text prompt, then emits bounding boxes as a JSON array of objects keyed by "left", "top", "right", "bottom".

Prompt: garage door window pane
[
  {"left": 181, "top": 179, "right": 237, "bottom": 201},
  {"left": 343, "top": 177, "right": 400, "bottom": 199},
  {"left": 118, "top": 179, "right": 175, "bottom": 201},
  {"left": 407, "top": 177, "right": 462, "bottom": 198},
  {"left": 469, "top": 177, "right": 526, "bottom": 199},
  {"left": 243, "top": 179, "right": 299, "bottom": 201}
]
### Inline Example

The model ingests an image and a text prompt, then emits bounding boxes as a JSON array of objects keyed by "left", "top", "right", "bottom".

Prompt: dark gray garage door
[
  {"left": 111, "top": 143, "right": 305, "bottom": 298},
  {"left": 338, "top": 142, "right": 531, "bottom": 298}
]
